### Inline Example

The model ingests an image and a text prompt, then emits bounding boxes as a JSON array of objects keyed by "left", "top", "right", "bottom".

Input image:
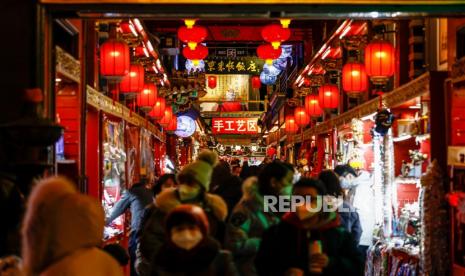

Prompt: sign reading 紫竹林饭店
[{"left": 212, "top": 118, "right": 259, "bottom": 134}]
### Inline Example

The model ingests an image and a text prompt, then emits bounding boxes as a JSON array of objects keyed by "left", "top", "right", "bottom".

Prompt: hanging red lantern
[
  {"left": 99, "top": 39, "right": 130, "bottom": 80},
  {"left": 119, "top": 21, "right": 138, "bottom": 36},
  {"left": 149, "top": 97, "right": 166, "bottom": 119},
  {"left": 159, "top": 107, "right": 173, "bottom": 127},
  {"left": 178, "top": 26, "right": 208, "bottom": 50},
  {"left": 165, "top": 116, "right": 178, "bottom": 132},
  {"left": 285, "top": 115, "right": 299, "bottom": 134},
  {"left": 137, "top": 83, "right": 158, "bottom": 112},
  {"left": 294, "top": 107, "right": 310, "bottom": 127},
  {"left": 364, "top": 40, "right": 395, "bottom": 80},
  {"left": 261, "top": 24, "right": 291, "bottom": 50},
  {"left": 305, "top": 94, "right": 323, "bottom": 116},
  {"left": 183, "top": 44, "right": 209, "bottom": 66},
  {"left": 342, "top": 62, "right": 368, "bottom": 95},
  {"left": 135, "top": 45, "right": 149, "bottom": 57},
  {"left": 318, "top": 84, "right": 339, "bottom": 109},
  {"left": 207, "top": 75, "right": 217, "bottom": 89},
  {"left": 252, "top": 76, "right": 261, "bottom": 89},
  {"left": 119, "top": 64, "right": 145, "bottom": 94},
  {"left": 257, "top": 44, "right": 282, "bottom": 65}
]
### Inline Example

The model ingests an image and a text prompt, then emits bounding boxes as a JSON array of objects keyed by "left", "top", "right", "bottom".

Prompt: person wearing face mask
[
  {"left": 151, "top": 204, "right": 238, "bottom": 276},
  {"left": 334, "top": 164, "right": 358, "bottom": 205},
  {"left": 318, "top": 170, "right": 362, "bottom": 246},
  {"left": 138, "top": 150, "right": 228, "bottom": 276},
  {"left": 255, "top": 178, "right": 364, "bottom": 276},
  {"left": 225, "top": 161, "right": 294, "bottom": 276}
]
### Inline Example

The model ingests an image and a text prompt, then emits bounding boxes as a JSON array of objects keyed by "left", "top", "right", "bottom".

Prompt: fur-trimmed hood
[{"left": 155, "top": 188, "right": 228, "bottom": 221}]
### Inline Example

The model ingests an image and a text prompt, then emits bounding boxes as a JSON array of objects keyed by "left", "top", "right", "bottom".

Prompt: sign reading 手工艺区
[{"left": 212, "top": 118, "right": 259, "bottom": 134}]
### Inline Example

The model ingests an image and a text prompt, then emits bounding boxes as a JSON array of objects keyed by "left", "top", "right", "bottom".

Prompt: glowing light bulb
[{"left": 110, "top": 51, "right": 120, "bottom": 57}]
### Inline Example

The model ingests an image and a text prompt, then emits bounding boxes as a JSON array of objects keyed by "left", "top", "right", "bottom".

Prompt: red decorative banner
[{"left": 212, "top": 118, "right": 259, "bottom": 134}]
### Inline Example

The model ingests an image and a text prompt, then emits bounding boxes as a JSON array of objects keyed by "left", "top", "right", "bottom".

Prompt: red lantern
[
  {"left": 305, "top": 94, "right": 323, "bottom": 116},
  {"left": 149, "top": 97, "right": 166, "bottom": 119},
  {"left": 137, "top": 83, "right": 158, "bottom": 112},
  {"left": 178, "top": 26, "right": 208, "bottom": 50},
  {"left": 183, "top": 44, "right": 209, "bottom": 65},
  {"left": 257, "top": 44, "right": 282, "bottom": 65},
  {"left": 99, "top": 39, "right": 130, "bottom": 80},
  {"left": 364, "top": 40, "right": 395, "bottom": 79},
  {"left": 342, "top": 62, "right": 368, "bottom": 94},
  {"left": 294, "top": 107, "right": 310, "bottom": 127},
  {"left": 135, "top": 45, "right": 149, "bottom": 57},
  {"left": 159, "top": 107, "right": 173, "bottom": 127},
  {"left": 119, "top": 64, "right": 145, "bottom": 94},
  {"left": 285, "top": 115, "right": 299, "bottom": 134},
  {"left": 165, "top": 116, "right": 178, "bottom": 132},
  {"left": 207, "top": 75, "right": 217, "bottom": 89},
  {"left": 119, "top": 21, "right": 137, "bottom": 36},
  {"left": 318, "top": 84, "right": 339, "bottom": 109},
  {"left": 261, "top": 24, "right": 291, "bottom": 50},
  {"left": 252, "top": 76, "right": 261, "bottom": 89}
]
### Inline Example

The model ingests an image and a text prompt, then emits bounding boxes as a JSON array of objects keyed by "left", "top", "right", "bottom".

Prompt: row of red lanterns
[
  {"left": 178, "top": 20, "right": 209, "bottom": 66},
  {"left": 257, "top": 22, "right": 291, "bottom": 65}
]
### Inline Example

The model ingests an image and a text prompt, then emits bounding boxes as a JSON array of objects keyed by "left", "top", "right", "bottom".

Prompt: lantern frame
[
  {"left": 99, "top": 39, "right": 130, "bottom": 81},
  {"left": 364, "top": 40, "right": 395, "bottom": 82}
]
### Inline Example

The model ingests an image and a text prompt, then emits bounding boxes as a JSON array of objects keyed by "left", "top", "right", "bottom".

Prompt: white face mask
[
  {"left": 171, "top": 229, "right": 203, "bottom": 250},
  {"left": 339, "top": 177, "right": 353, "bottom": 189},
  {"left": 178, "top": 184, "right": 200, "bottom": 200}
]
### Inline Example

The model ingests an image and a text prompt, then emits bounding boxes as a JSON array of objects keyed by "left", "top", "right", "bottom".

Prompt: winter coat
[
  {"left": 339, "top": 201, "right": 363, "bottom": 245},
  {"left": 21, "top": 176, "right": 123, "bottom": 276},
  {"left": 137, "top": 188, "right": 228, "bottom": 276},
  {"left": 151, "top": 237, "right": 238, "bottom": 276},
  {"left": 106, "top": 182, "right": 153, "bottom": 232},
  {"left": 211, "top": 174, "right": 243, "bottom": 220},
  {"left": 225, "top": 177, "right": 281, "bottom": 276},
  {"left": 255, "top": 212, "right": 364, "bottom": 276}
]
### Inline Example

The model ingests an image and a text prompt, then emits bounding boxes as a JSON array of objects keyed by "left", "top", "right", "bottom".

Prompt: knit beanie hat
[
  {"left": 165, "top": 204, "right": 210, "bottom": 236},
  {"left": 177, "top": 150, "right": 218, "bottom": 191}
]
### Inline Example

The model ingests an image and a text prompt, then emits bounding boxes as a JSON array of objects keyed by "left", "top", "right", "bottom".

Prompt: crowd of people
[{"left": 1, "top": 150, "right": 367, "bottom": 276}]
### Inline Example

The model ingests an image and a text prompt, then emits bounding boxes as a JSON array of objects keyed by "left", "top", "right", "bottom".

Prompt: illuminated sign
[
  {"left": 175, "top": 115, "right": 196, "bottom": 138},
  {"left": 212, "top": 118, "right": 259, "bottom": 134}
]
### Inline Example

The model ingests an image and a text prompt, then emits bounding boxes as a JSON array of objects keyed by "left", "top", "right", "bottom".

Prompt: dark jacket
[
  {"left": 106, "top": 182, "right": 153, "bottom": 233},
  {"left": 137, "top": 188, "right": 228, "bottom": 276},
  {"left": 211, "top": 175, "right": 242, "bottom": 220},
  {"left": 339, "top": 201, "right": 362, "bottom": 245},
  {"left": 225, "top": 177, "right": 281, "bottom": 276},
  {"left": 255, "top": 212, "right": 364, "bottom": 276},
  {"left": 151, "top": 237, "right": 238, "bottom": 276}
]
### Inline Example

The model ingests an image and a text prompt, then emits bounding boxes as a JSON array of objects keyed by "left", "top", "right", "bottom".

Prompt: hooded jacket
[
  {"left": 255, "top": 212, "right": 364, "bottom": 276},
  {"left": 225, "top": 177, "right": 281, "bottom": 276},
  {"left": 137, "top": 188, "right": 227, "bottom": 276},
  {"left": 21, "top": 177, "right": 123, "bottom": 276}
]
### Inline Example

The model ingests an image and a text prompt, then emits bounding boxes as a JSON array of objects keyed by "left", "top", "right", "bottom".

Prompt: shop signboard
[
  {"left": 212, "top": 117, "right": 259, "bottom": 134},
  {"left": 204, "top": 57, "right": 264, "bottom": 75}
]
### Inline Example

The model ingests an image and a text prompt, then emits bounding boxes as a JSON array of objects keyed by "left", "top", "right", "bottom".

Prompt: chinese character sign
[
  {"left": 212, "top": 118, "right": 259, "bottom": 134},
  {"left": 205, "top": 57, "right": 264, "bottom": 74}
]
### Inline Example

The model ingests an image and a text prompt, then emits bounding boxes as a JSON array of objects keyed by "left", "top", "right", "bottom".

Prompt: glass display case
[{"left": 102, "top": 117, "right": 127, "bottom": 239}]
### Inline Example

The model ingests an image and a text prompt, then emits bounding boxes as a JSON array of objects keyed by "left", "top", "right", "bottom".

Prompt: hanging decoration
[
  {"left": 261, "top": 24, "right": 291, "bottom": 50},
  {"left": 294, "top": 107, "right": 310, "bottom": 127},
  {"left": 280, "top": 18, "right": 292, "bottom": 28},
  {"left": 178, "top": 25, "right": 208, "bottom": 50},
  {"left": 135, "top": 45, "right": 150, "bottom": 57},
  {"left": 119, "top": 21, "right": 138, "bottom": 37},
  {"left": 183, "top": 44, "right": 209, "bottom": 66},
  {"left": 119, "top": 64, "right": 145, "bottom": 95},
  {"left": 374, "top": 108, "right": 395, "bottom": 136},
  {"left": 136, "top": 83, "right": 158, "bottom": 112},
  {"left": 159, "top": 106, "right": 173, "bottom": 127},
  {"left": 318, "top": 84, "right": 339, "bottom": 109},
  {"left": 257, "top": 44, "right": 282, "bottom": 65},
  {"left": 252, "top": 76, "right": 261, "bottom": 89},
  {"left": 342, "top": 62, "right": 368, "bottom": 96},
  {"left": 149, "top": 97, "right": 166, "bottom": 119},
  {"left": 207, "top": 75, "right": 217, "bottom": 89},
  {"left": 285, "top": 115, "right": 299, "bottom": 134},
  {"left": 99, "top": 39, "right": 130, "bottom": 81},
  {"left": 365, "top": 40, "right": 395, "bottom": 83},
  {"left": 305, "top": 94, "right": 323, "bottom": 116}
]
